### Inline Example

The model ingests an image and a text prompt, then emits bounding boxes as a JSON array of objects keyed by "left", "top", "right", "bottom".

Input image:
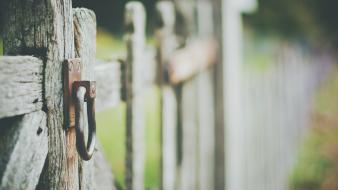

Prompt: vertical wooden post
[
  {"left": 73, "top": 7, "right": 116, "bottom": 190},
  {"left": 73, "top": 8, "right": 96, "bottom": 190},
  {"left": 124, "top": 2, "right": 146, "bottom": 190},
  {"left": 173, "top": 1, "right": 199, "bottom": 190},
  {"left": 155, "top": 2, "right": 178, "bottom": 190},
  {"left": 179, "top": 80, "right": 198, "bottom": 190},
  {"left": 3, "top": 0, "right": 77, "bottom": 189},
  {"left": 196, "top": 1, "right": 216, "bottom": 189},
  {"left": 211, "top": 0, "right": 225, "bottom": 189}
]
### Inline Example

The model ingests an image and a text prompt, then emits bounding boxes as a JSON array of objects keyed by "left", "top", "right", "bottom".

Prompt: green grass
[
  {"left": 96, "top": 104, "right": 126, "bottom": 187},
  {"left": 144, "top": 87, "right": 161, "bottom": 189},
  {"left": 96, "top": 28, "right": 125, "bottom": 61},
  {"left": 96, "top": 87, "right": 161, "bottom": 189},
  {"left": 96, "top": 29, "right": 161, "bottom": 189},
  {"left": 290, "top": 65, "right": 338, "bottom": 190}
]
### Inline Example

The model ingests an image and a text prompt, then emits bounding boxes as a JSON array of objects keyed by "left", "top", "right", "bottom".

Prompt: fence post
[
  {"left": 173, "top": 1, "right": 199, "bottom": 189},
  {"left": 3, "top": 0, "right": 77, "bottom": 189},
  {"left": 124, "top": 2, "right": 146, "bottom": 190},
  {"left": 72, "top": 8, "right": 114, "bottom": 190},
  {"left": 155, "top": 2, "right": 178, "bottom": 190},
  {"left": 196, "top": 1, "right": 216, "bottom": 189},
  {"left": 210, "top": 0, "right": 225, "bottom": 188}
]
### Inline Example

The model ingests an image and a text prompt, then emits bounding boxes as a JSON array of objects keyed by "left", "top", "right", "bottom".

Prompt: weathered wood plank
[
  {"left": 95, "top": 61, "right": 121, "bottom": 112},
  {"left": 0, "top": 56, "right": 121, "bottom": 118},
  {"left": 3, "top": 0, "right": 76, "bottom": 189},
  {"left": 168, "top": 40, "right": 218, "bottom": 85},
  {"left": 73, "top": 8, "right": 116, "bottom": 190},
  {"left": 73, "top": 8, "right": 96, "bottom": 190},
  {"left": 0, "top": 111, "right": 48, "bottom": 190},
  {"left": 0, "top": 56, "right": 43, "bottom": 118},
  {"left": 125, "top": 2, "right": 147, "bottom": 190},
  {"left": 155, "top": 2, "right": 179, "bottom": 190}
]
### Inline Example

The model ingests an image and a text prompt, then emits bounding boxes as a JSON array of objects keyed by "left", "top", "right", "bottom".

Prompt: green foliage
[
  {"left": 290, "top": 66, "right": 338, "bottom": 190},
  {"left": 73, "top": 0, "right": 157, "bottom": 35},
  {"left": 245, "top": 0, "right": 338, "bottom": 47}
]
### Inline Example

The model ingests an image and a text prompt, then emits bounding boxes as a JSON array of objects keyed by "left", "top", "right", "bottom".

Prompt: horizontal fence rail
[
  {"left": 0, "top": 57, "right": 123, "bottom": 118},
  {"left": 0, "top": 56, "right": 43, "bottom": 118}
]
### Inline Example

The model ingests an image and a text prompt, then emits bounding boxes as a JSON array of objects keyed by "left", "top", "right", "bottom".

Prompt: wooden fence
[
  {"left": 1, "top": 0, "right": 331, "bottom": 190},
  {"left": 0, "top": 0, "right": 223, "bottom": 190},
  {"left": 226, "top": 42, "right": 334, "bottom": 190}
]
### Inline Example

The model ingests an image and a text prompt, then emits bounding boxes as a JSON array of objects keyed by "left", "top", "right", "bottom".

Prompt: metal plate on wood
[{"left": 64, "top": 58, "right": 82, "bottom": 129}]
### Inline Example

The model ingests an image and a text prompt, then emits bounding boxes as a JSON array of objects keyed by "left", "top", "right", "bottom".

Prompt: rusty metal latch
[{"left": 64, "top": 58, "right": 96, "bottom": 161}]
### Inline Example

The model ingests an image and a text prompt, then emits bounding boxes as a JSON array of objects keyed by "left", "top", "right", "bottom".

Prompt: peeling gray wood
[
  {"left": 74, "top": 8, "right": 96, "bottom": 82},
  {"left": 3, "top": 0, "right": 76, "bottom": 189},
  {"left": 0, "top": 111, "right": 48, "bottom": 190},
  {"left": 0, "top": 56, "right": 43, "bottom": 118},
  {"left": 155, "top": 2, "right": 179, "bottom": 190},
  {"left": 73, "top": 8, "right": 96, "bottom": 190},
  {"left": 124, "top": 2, "right": 147, "bottom": 190},
  {"left": 95, "top": 61, "right": 121, "bottom": 112}
]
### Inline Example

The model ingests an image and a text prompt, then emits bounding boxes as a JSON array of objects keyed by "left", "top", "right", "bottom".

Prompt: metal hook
[{"left": 74, "top": 81, "right": 96, "bottom": 161}]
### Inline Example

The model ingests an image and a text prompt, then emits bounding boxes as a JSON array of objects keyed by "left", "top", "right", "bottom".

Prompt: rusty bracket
[
  {"left": 63, "top": 58, "right": 97, "bottom": 160},
  {"left": 64, "top": 58, "right": 82, "bottom": 129}
]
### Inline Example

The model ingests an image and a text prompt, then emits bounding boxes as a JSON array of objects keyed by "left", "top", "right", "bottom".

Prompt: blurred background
[{"left": 2, "top": 0, "right": 338, "bottom": 189}]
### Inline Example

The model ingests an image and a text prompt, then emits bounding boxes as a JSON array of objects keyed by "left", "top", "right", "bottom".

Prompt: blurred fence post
[
  {"left": 155, "top": 2, "right": 179, "bottom": 190},
  {"left": 196, "top": 1, "right": 216, "bottom": 189},
  {"left": 124, "top": 2, "right": 147, "bottom": 190},
  {"left": 210, "top": 0, "right": 226, "bottom": 189},
  {"left": 174, "top": 1, "right": 199, "bottom": 189}
]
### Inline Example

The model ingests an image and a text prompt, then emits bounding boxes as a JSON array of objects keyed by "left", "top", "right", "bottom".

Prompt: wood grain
[
  {"left": 3, "top": 0, "right": 76, "bottom": 189},
  {"left": 74, "top": 8, "right": 117, "bottom": 190},
  {"left": 0, "top": 56, "right": 43, "bottom": 118},
  {"left": 0, "top": 111, "right": 47, "bottom": 190}
]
